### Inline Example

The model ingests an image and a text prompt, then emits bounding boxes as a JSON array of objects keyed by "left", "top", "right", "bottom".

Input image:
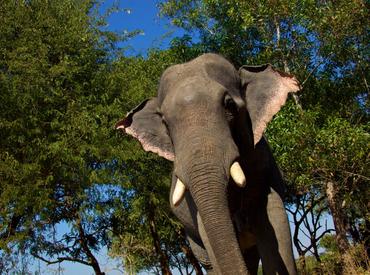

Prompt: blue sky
[{"left": 100, "top": 0, "right": 185, "bottom": 55}]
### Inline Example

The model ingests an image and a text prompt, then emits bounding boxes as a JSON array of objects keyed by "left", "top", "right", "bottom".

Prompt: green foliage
[
  {"left": 0, "top": 0, "right": 130, "bottom": 271},
  {"left": 0, "top": 0, "right": 196, "bottom": 271},
  {"left": 317, "top": 235, "right": 370, "bottom": 274},
  {"left": 294, "top": 236, "right": 370, "bottom": 274},
  {"left": 268, "top": 106, "right": 369, "bottom": 253}
]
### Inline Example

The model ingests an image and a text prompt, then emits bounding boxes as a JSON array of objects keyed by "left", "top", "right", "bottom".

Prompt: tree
[
  {"left": 0, "top": 0, "right": 128, "bottom": 273},
  {"left": 286, "top": 190, "right": 334, "bottom": 270}
]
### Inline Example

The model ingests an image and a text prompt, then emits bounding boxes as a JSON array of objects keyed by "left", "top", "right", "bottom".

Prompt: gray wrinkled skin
[{"left": 116, "top": 54, "right": 300, "bottom": 274}]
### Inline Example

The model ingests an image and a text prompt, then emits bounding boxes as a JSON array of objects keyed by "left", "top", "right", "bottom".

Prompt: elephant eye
[
  {"left": 224, "top": 95, "right": 238, "bottom": 113},
  {"left": 224, "top": 94, "right": 238, "bottom": 123}
]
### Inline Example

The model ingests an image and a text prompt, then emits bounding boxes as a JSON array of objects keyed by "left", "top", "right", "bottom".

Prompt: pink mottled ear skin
[
  {"left": 240, "top": 65, "right": 300, "bottom": 145},
  {"left": 115, "top": 98, "right": 175, "bottom": 162},
  {"left": 122, "top": 126, "right": 174, "bottom": 161}
]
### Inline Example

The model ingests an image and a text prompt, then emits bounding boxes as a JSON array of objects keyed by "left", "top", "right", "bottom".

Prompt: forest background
[{"left": 0, "top": 0, "right": 368, "bottom": 274}]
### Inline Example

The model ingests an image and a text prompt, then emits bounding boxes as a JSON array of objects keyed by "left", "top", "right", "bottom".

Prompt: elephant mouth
[{"left": 172, "top": 160, "right": 247, "bottom": 207}]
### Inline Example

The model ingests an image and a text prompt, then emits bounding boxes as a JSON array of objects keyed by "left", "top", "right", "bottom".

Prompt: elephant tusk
[
  {"left": 230, "top": 162, "right": 246, "bottom": 187},
  {"left": 173, "top": 178, "right": 186, "bottom": 206}
]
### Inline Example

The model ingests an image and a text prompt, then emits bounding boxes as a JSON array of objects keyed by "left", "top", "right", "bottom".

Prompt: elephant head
[{"left": 116, "top": 54, "right": 300, "bottom": 274}]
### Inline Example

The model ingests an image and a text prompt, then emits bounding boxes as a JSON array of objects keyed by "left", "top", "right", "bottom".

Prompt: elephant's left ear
[
  {"left": 115, "top": 98, "right": 175, "bottom": 161},
  {"left": 239, "top": 64, "right": 301, "bottom": 145}
]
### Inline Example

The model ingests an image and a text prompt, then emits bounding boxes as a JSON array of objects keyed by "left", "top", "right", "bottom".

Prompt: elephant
[{"left": 116, "top": 53, "right": 300, "bottom": 274}]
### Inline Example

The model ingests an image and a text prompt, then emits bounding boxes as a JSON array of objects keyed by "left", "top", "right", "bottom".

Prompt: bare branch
[
  {"left": 76, "top": 215, "right": 105, "bottom": 275},
  {"left": 31, "top": 252, "right": 90, "bottom": 266},
  {"left": 342, "top": 170, "right": 370, "bottom": 181},
  {"left": 315, "top": 229, "right": 335, "bottom": 242},
  {"left": 301, "top": 61, "right": 324, "bottom": 87},
  {"left": 286, "top": 207, "right": 295, "bottom": 215}
]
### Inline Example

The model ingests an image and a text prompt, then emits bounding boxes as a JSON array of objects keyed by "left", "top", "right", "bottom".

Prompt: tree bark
[
  {"left": 76, "top": 217, "right": 105, "bottom": 275},
  {"left": 297, "top": 255, "right": 306, "bottom": 274},
  {"left": 0, "top": 215, "right": 22, "bottom": 240},
  {"left": 326, "top": 182, "right": 350, "bottom": 253},
  {"left": 311, "top": 239, "right": 321, "bottom": 263},
  {"left": 180, "top": 240, "right": 203, "bottom": 275},
  {"left": 148, "top": 209, "right": 172, "bottom": 275}
]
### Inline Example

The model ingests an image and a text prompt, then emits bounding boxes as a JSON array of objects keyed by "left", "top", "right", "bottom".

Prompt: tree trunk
[
  {"left": 297, "top": 255, "right": 306, "bottom": 274},
  {"left": 180, "top": 240, "right": 204, "bottom": 275},
  {"left": 326, "top": 182, "right": 350, "bottom": 253},
  {"left": 76, "top": 217, "right": 104, "bottom": 275},
  {"left": 311, "top": 240, "right": 321, "bottom": 263},
  {"left": 148, "top": 209, "right": 172, "bottom": 275}
]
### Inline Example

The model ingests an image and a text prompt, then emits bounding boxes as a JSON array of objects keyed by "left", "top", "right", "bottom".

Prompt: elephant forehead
[
  {"left": 162, "top": 77, "right": 225, "bottom": 111},
  {"left": 158, "top": 54, "right": 239, "bottom": 103}
]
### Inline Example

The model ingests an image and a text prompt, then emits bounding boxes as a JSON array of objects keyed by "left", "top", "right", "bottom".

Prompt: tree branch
[
  {"left": 76, "top": 215, "right": 105, "bottom": 275},
  {"left": 31, "top": 252, "right": 90, "bottom": 266},
  {"left": 301, "top": 61, "right": 324, "bottom": 87},
  {"left": 315, "top": 228, "right": 335, "bottom": 243}
]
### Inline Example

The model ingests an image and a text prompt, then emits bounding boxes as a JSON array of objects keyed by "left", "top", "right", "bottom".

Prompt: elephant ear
[
  {"left": 115, "top": 98, "right": 175, "bottom": 161},
  {"left": 239, "top": 64, "right": 300, "bottom": 145}
]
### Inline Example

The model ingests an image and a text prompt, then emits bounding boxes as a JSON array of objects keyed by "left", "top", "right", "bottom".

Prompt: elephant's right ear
[{"left": 115, "top": 98, "right": 175, "bottom": 161}]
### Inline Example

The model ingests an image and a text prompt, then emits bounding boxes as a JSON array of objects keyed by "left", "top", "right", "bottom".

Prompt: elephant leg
[
  {"left": 242, "top": 245, "right": 260, "bottom": 275},
  {"left": 255, "top": 187, "right": 297, "bottom": 275}
]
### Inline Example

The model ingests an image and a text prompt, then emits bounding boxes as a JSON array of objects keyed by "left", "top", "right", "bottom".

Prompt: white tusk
[
  {"left": 230, "top": 162, "right": 246, "bottom": 187},
  {"left": 172, "top": 178, "right": 186, "bottom": 206}
]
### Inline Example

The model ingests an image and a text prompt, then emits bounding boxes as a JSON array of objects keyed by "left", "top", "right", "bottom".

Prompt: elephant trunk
[
  {"left": 172, "top": 111, "right": 248, "bottom": 273},
  {"left": 182, "top": 158, "right": 249, "bottom": 274}
]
